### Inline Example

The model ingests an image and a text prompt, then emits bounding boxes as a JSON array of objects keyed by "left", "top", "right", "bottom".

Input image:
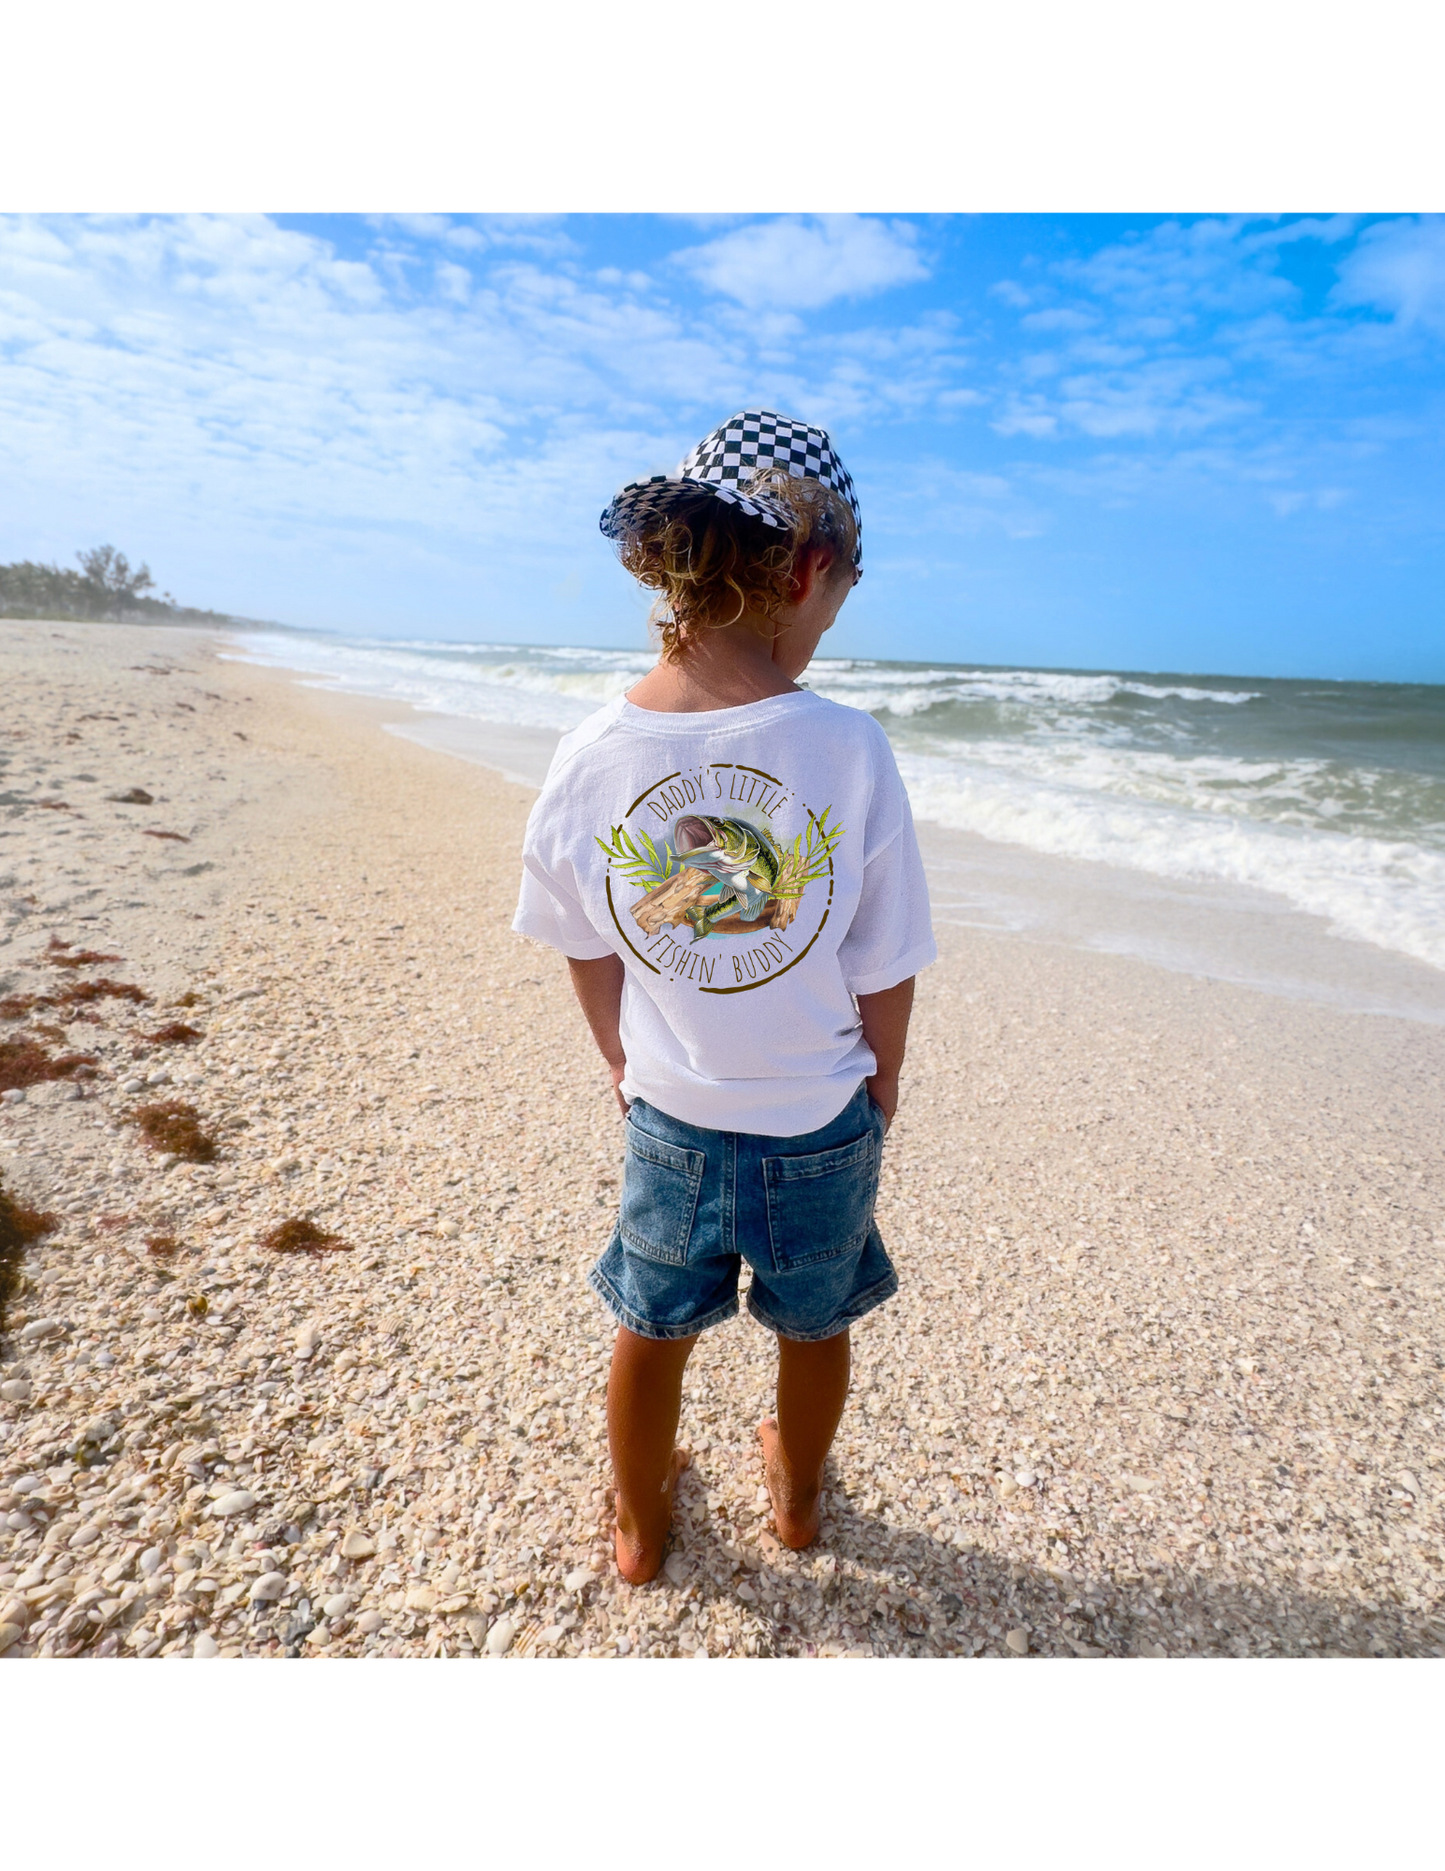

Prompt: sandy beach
[{"left": 1, "top": 618, "right": 1442, "bottom": 1660}]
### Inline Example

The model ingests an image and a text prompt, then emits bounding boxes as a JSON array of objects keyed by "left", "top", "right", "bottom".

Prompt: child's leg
[
  {"left": 760, "top": 1327, "right": 850, "bottom": 1550},
  {"left": 607, "top": 1324, "right": 698, "bottom": 1585}
]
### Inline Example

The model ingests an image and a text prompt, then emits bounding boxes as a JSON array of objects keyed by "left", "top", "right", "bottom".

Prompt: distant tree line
[{"left": 0, "top": 545, "right": 236, "bottom": 624}]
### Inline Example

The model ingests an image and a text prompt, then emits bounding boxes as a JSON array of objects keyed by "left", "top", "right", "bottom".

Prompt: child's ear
[{"left": 793, "top": 545, "right": 834, "bottom": 603}]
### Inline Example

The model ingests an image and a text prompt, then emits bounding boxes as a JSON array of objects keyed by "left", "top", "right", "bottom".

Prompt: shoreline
[
  {"left": 223, "top": 638, "right": 1445, "bottom": 1028},
  {"left": 1, "top": 620, "right": 1442, "bottom": 1660}
]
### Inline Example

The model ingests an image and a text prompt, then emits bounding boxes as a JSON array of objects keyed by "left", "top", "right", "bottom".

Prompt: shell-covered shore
[{"left": 1, "top": 622, "right": 1442, "bottom": 1660}]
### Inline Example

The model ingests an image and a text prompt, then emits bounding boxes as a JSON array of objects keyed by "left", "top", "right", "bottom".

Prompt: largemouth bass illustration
[
  {"left": 597, "top": 798, "right": 845, "bottom": 946},
  {"left": 671, "top": 814, "right": 783, "bottom": 941}
]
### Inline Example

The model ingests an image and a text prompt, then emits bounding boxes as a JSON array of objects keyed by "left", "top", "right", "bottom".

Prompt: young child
[{"left": 513, "top": 411, "right": 935, "bottom": 1584}]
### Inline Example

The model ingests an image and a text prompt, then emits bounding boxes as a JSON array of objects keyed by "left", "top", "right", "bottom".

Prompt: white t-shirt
[{"left": 512, "top": 690, "right": 936, "bottom": 1136}]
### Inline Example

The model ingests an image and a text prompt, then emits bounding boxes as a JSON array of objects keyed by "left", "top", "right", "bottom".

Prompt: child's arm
[
  {"left": 567, "top": 954, "right": 629, "bottom": 1115},
  {"left": 857, "top": 976, "right": 915, "bottom": 1130}
]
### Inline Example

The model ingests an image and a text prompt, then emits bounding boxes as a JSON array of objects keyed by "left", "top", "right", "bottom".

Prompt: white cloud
[
  {"left": 367, "top": 213, "right": 576, "bottom": 258},
  {"left": 473, "top": 211, "right": 565, "bottom": 235},
  {"left": 674, "top": 215, "right": 928, "bottom": 311},
  {"left": 4, "top": 212, "right": 1418, "bottom": 640},
  {"left": 1053, "top": 360, "right": 1254, "bottom": 440},
  {"left": 1024, "top": 439, "right": 1362, "bottom": 529},
  {"left": 1332, "top": 215, "right": 1445, "bottom": 334},
  {"left": 1066, "top": 217, "right": 1295, "bottom": 329},
  {"left": 378, "top": 213, "right": 454, "bottom": 241},
  {"left": 0, "top": 215, "right": 744, "bottom": 615},
  {"left": 992, "top": 401, "right": 1059, "bottom": 439},
  {"left": 1267, "top": 485, "right": 1348, "bottom": 518},
  {"left": 1262, "top": 214, "right": 1357, "bottom": 251},
  {"left": 596, "top": 267, "right": 655, "bottom": 293},
  {"left": 873, "top": 461, "right": 1044, "bottom": 541},
  {"left": 0, "top": 214, "right": 972, "bottom": 627},
  {"left": 467, "top": 215, "right": 578, "bottom": 258},
  {"left": 651, "top": 212, "right": 744, "bottom": 233},
  {"left": 1019, "top": 307, "right": 1093, "bottom": 334},
  {"left": 993, "top": 356, "right": 1251, "bottom": 442},
  {"left": 982, "top": 218, "right": 1404, "bottom": 449}
]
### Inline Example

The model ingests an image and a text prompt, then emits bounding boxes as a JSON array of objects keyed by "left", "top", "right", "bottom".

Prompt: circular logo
[{"left": 597, "top": 762, "right": 844, "bottom": 994}]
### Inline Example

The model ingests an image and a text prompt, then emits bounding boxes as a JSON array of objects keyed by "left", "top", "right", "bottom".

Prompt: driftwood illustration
[
  {"left": 632, "top": 868, "right": 799, "bottom": 938},
  {"left": 632, "top": 868, "right": 713, "bottom": 937}
]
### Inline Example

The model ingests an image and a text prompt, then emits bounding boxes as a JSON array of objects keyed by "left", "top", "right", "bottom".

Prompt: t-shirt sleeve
[
  {"left": 512, "top": 805, "right": 615, "bottom": 961},
  {"left": 511, "top": 722, "right": 618, "bottom": 961},
  {"left": 837, "top": 728, "right": 937, "bottom": 996}
]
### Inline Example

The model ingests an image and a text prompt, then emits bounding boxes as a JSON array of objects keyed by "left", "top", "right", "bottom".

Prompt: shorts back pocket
[
  {"left": 763, "top": 1131, "right": 877, "bottom": 1271},
  {"left": 619, "top": 1124, "right": 705, "bottom": 1267}
]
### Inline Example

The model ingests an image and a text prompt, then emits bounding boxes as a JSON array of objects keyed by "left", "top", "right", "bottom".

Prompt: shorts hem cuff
[
  {"left": 746, "top": 1268, "right": 899, "bottom": 1343},
  {"left": 587, "top": 1266, "right": 739, "bottom": 1342}
]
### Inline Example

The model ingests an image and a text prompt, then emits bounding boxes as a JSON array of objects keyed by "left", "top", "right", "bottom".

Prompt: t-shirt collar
[{"left": 615, "top": 690, "right": 821, "bottom": 734}]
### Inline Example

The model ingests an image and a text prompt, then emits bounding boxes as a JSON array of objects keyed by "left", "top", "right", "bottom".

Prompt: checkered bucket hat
[{"left": 601, "top": 409, "right": 863, "bottom": 569}]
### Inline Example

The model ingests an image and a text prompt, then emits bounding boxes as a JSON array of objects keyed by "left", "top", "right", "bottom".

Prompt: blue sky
[{"left": 2, "top": 212, "right": 1442, "bottom": 681}]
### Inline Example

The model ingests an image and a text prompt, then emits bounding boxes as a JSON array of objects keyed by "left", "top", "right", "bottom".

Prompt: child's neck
[{"left": 626, "top": 617, "right": 800, "bottom": 714}]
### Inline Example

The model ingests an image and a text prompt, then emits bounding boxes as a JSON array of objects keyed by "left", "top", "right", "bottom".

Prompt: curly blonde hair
[{"left": 613, "top": 469, "right": 858, "bottom": 662}]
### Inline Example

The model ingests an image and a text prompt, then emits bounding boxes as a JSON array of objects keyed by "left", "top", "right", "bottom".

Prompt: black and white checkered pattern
[{"left": 601, "top": 410, "right": 863, "bottom": 567}]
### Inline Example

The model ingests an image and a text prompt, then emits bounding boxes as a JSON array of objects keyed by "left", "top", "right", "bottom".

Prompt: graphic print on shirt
[{"left": 596, "top": 762, "right": 846, "bottom": 994}]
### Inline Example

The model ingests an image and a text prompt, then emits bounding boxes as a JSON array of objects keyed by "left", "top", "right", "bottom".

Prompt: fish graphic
[{"left": 671, "top": 814, "right": 782, "bottom": 940}]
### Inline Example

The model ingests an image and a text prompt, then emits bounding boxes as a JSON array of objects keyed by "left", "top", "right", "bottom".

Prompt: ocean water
[{"left": 228, "top": 631, "right": 1445, "bottom": 976}]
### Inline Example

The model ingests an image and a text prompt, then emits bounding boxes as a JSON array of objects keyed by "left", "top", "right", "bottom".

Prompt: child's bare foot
[
  {"left": 614, "top": 1447, "right": 691, "bottom": 1585},
  {"left": 759, "top": 1417, "right": 823, "bottom": 1550}
]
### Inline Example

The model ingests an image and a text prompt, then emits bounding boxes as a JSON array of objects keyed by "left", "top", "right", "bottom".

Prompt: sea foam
[{"left": 227, "top": 633, "right": 1445, "bottom": 975}]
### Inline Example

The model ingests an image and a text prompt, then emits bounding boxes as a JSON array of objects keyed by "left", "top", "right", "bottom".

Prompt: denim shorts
[{"left": 588, "top": 1084, "right": 898, "bottom": 1343}]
